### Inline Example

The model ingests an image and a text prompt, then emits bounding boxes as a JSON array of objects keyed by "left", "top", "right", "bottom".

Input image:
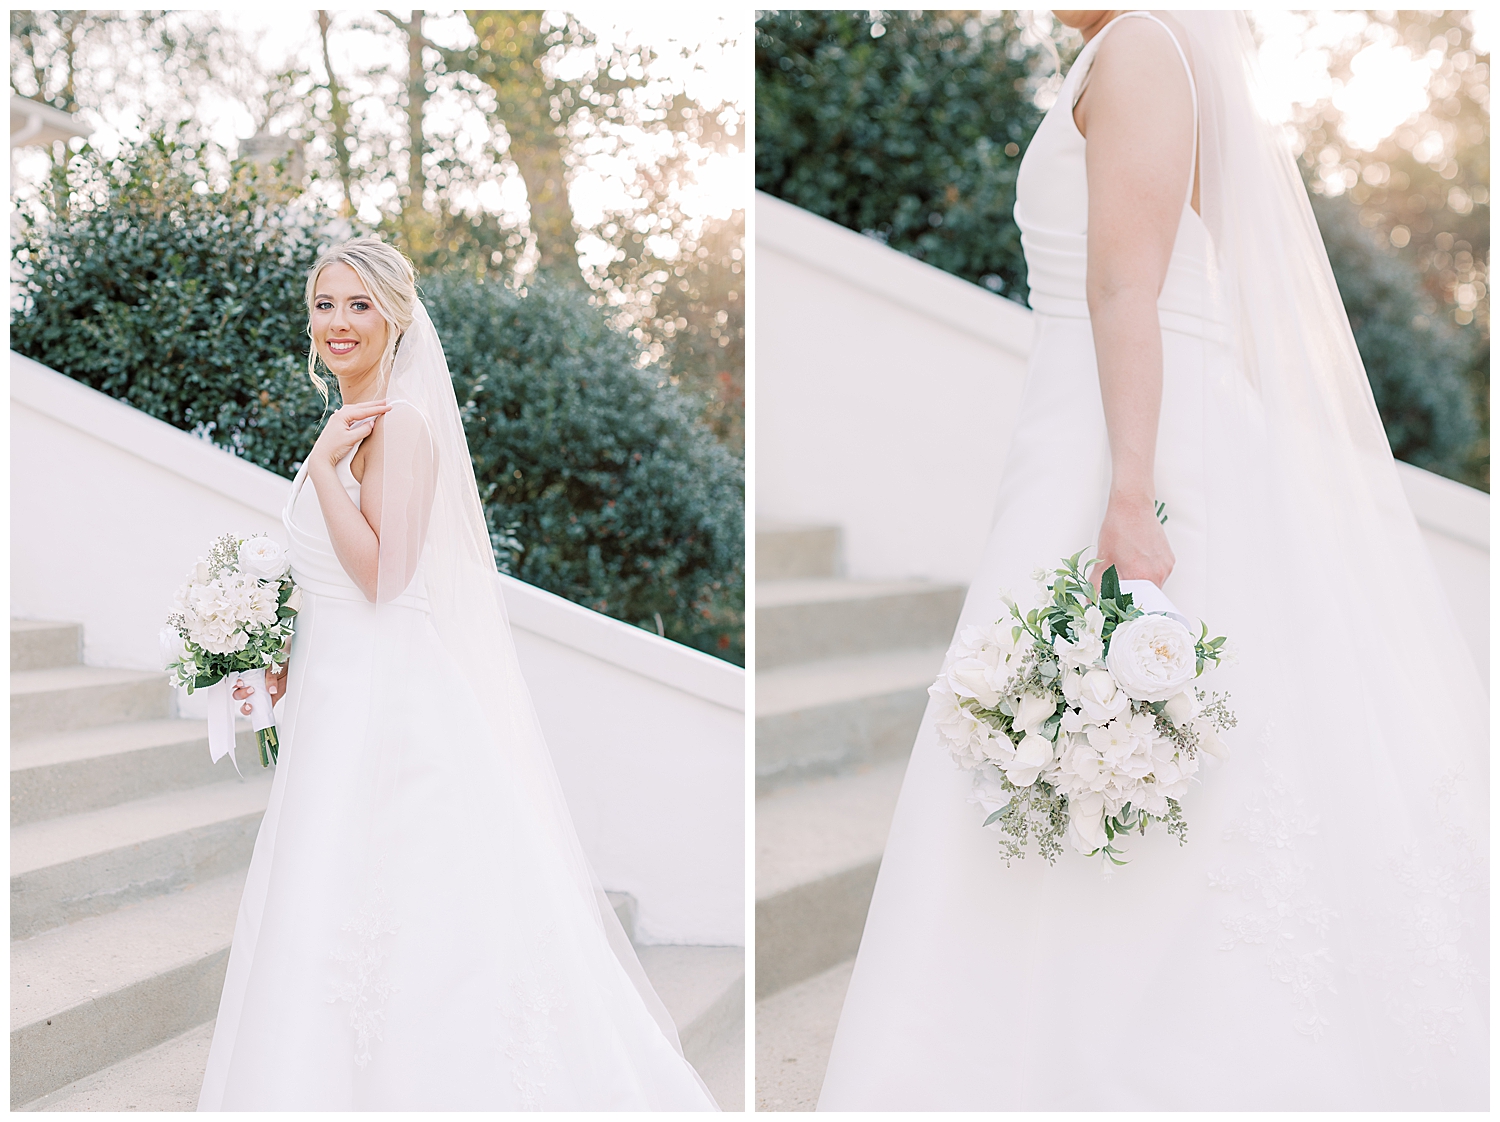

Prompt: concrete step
[
  {"left": 17, "top": 1020, "right": 214, "bottom": 1112},
  {"left": 638, "top": 943, "right": 745, "bottom": 1074},
  {"left": 12, "top": 719, "right": 254, "bottom": 827},
  {"left": 755, "top": 759, "right": 906, "bottom": 999},
  {"left": 11, "top": 872, "right": 246, "bottom": 1108},
  {"left": 755, "top": 958, "right": 856, "bottom": 1112},
  {"left": 11, "top": 620, "right": 82, "bottom": 672},
  {"left": 757, "top": 523, "right": 840, "bottom": 581},
  {"left": 12, "top": 665, "right": 173, "bottom": 740},
  {"left": 756, "top": 645, "right": 945, "bottom": 793},
  {"left": 11, "top": 776, "right": 273, "bottom": 939},
  {"left": 14, "top": 930, "right": 744, "bottom": 1111},
  {"left": 756, "top": 578, "right": 964, "bottom": 670}
]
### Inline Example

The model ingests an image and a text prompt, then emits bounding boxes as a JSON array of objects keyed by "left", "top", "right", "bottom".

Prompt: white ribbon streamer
[{"left": 204, "top": 668, "right": 277, "bottom": 775}]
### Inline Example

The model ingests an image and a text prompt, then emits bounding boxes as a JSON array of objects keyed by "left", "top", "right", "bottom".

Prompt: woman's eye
[
  {"left": 352, "top": 301, "right": 369, "bottom": 312},
  {"left": 316, "top": 301, "right": 332, "bottom": 310}
]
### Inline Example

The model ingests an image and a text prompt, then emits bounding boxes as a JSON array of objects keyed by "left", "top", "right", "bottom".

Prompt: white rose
[
  {"left": 1194, "top": 720, "right": 1230, "bottom": 761},
  {"left": 238, "top": 536, "right": 290, "bottom": 581},
  {"left": 1003, "top": 731, "right": 1054, "bottom": 787},
  {"left": 192, "top": 559, "right": 212, "bottom": 584},
  {"left": 948, "top": 654, "right": 1002, "bottom": 709},
  {"left": 1105, "top": 614, "right": 1198, "bottom": 702},
  {"left": 1076, "top": 668, "right": 1130, "bottom": 724},
  {"left": 1067, "top": 790, "right": 1107, "bottom": 854},
  {"left": 1163, "top": 689, "right": 1201, "bottom": 727},
  {"left": 285, "top": 586, "right": 304, "bottom": 613},
  {"left": 1010, "top": 691, "right": 1057, "bottom": 735}
]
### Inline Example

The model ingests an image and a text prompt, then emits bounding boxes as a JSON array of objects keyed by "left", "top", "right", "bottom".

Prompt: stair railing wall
[{"left": 11, "top": 351, "right": 745, "bottom": 946}]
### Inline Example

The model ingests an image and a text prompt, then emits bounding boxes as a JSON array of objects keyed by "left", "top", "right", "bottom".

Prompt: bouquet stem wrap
[{"left": 205, "top": 668, "right": 279, "bottom": 773}]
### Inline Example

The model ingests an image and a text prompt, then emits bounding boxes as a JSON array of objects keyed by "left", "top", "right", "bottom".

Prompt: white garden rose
[
  {"left": 1076, "top": 668, "right": 1130, "bottom": 724},
  {"left": 285, "top": 586, "right": 304, "bottom": 613},
  {"left": 1105, "top": 614, "right": 1198, "bottom": 702},
  {"left": 238, "top": 536, "right": 290, "bottom": 581}
]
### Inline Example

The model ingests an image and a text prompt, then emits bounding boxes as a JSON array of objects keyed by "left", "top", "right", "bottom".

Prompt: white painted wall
[
  {"left": 11, "top": 352, "right": 745, "bottom": 946},
  {"left": 756, "top": 192, "right": 1489, "bottom": 673}
]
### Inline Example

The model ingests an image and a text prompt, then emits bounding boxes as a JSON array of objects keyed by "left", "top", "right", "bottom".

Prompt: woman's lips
[{"left": 327, "top": 339, "right": 358, "bottom": 356}]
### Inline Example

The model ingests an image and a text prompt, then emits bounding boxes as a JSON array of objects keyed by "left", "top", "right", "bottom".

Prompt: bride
[
  {"left": 817, "top": 10, "right": 1486, "bottom": 1111},
  {"left": 196, "top": 237, "right": 718, "bottom": 1110}
]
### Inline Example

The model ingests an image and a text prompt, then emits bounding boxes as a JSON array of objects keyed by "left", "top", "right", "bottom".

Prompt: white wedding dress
[
  {"left": 817, "top": 12, "right": 1486, "bottom": 1111},
  {"left": 198, "top": 331, "right": 718, "bottom": 1107}
]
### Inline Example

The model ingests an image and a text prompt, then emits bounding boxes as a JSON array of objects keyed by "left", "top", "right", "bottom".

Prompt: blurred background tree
[
  {"left": 755, "top": 9, "right": 1488, "bottom": 490},
  {"left": 11, "top": 9, "right": 746, "bottom": 661}
]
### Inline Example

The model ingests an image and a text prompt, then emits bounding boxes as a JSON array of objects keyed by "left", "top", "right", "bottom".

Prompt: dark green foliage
[
  {"left": 1312, "top": 193, "right": 1479, "bottom": 481},
  {"left": 756, "top": 9, "right": 1051, "bottom": 301},
  {"left": 427, "top": 274, "right": 744, "bottom": 664},
  {"left": 11, "top": 135, "right": 745, "bottom": 664},
  {"left": 11, "top": 136, "right": 330, "bottom": 476}
]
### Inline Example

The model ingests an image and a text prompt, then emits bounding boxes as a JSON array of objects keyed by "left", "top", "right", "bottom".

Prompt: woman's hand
[
  {"left": 232, "top": 661, "right": 288, "bottom": 716},
  {"left": 309, "top": 400, "right": 391, "bottom": 472},
  {"left": 1094, "top": 493, "right": 1174, "bottom": 589}
]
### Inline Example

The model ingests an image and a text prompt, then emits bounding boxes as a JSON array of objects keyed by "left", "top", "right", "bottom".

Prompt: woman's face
[{"left": 310, "top": 262, "right": 390, "bottom": 389}]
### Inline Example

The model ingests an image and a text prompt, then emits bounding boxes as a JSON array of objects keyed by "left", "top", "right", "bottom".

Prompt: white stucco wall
[
  {"left": 756, "top": 192, "right": 1489, "bottom": 673},
  {"left": 11, "top": 352, "right": 745, "bottom": 946}
]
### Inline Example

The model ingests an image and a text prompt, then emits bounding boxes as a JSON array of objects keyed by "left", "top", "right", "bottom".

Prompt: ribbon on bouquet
[
  {"left": 204, "top": 668, "right": 276, "bottom": 776},
  {"left": 1118, "top": 580, "right": 1193, "bottom": 628}
]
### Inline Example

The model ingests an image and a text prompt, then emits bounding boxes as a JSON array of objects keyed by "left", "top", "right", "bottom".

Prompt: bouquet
[
  {"left": 929, "top": 551, "right": 1235, "bottom": 865},
  {"left": 161, "top": 533, "right": 301, "bottom": 768}
]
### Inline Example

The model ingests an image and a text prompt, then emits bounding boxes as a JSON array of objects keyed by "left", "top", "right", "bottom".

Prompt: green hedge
[
  {"left": 756, "top": 9, "right": 1048, "bottom": 301},
  {"left": 1311, "top": 194, "right": 1479, "bottom": 482},
  {"left": 12, "top": 136, "right": 744, "bottom": 664},
  {"left": 429, "top": 273, "right": 744, "bottom": 663}
]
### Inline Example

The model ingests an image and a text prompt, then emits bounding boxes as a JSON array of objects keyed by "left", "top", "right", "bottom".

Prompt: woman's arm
[
  {"left": 308, "top": 399, "right": 391, "bottom": 600},
  {"left": 357, "top": 402, "right": 437, "bottom": 602},
  {"left": 1077, "top": 19, "right": 1195, "bottom": 587}
]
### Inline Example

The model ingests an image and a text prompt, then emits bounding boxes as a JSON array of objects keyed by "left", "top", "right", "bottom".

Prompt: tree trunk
[
  {"left": 317, "top": 11, "right": 354, "bottom": 216},
  {"left": 509, "top": 130, "right": 578, "bottom": 276},
  {"left": 404, "top": 10, "right": 426, "bottom": 220}
]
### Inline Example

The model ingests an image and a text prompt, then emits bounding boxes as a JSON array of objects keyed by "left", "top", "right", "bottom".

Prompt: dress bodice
[
  {"left": 283, "top": 449, "right": 430, "bottom": 610},
  {"left": 1013, "top": 11, "right": 1225, "bottom": 341}
]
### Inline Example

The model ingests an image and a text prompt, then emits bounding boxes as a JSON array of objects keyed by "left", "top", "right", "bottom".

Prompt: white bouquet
[
  {"left": 162, "top": 533, "right": 301, "bottom": 768},
  {"left": 930, "top": 551, "right": 1235, "bottom": 865}
]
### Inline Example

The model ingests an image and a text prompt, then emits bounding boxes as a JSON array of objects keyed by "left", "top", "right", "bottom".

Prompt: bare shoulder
[{"left": 1087, "top": 17, "right": 1191, "bottom": 100}]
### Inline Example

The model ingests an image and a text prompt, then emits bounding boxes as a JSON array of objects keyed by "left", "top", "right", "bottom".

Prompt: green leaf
[{"left": 1100, "top": 564, "right": 1121, "bottom": 603}]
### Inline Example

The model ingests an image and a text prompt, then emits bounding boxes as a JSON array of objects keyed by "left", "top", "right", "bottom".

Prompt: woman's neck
[
  {"left": 336, "top": 368, "right": 385, "bottom": 405},
  {"left": 1078, "top": 10, "right": 1121, "bottom": 43}
]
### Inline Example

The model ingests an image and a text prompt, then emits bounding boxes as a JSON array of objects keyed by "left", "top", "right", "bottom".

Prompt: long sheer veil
[
  {"left": 360, "top": 300, "right": 711, "bottom": 1097},
  {"left": 1163, "top": 11, "right": 1487, "bottom": 1088},
  {"left": 1168, "top": 10, "right": 1479, "bottom": 654}
]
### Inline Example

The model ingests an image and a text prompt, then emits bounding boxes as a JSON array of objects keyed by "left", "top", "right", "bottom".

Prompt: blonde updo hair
[{"left": 304, "top": 236, "right": 418, "bottom": 403}]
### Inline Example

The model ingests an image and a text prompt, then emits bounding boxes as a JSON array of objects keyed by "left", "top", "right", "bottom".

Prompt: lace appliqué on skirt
[
  {"left": 1208, "top": 721, "right": 1339, "bottom": 1039},
  {"left": 1377, "top": 770, "right": 1482, "bottom": 1087},
  {"left": 502, "top": 929, "right": 568, "bottom": 1110},
  {"left": 328, "top": 883, "right": 400, "bottom": 1068}
]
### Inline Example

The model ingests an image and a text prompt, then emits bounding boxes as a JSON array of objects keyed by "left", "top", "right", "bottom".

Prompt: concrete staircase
[
  {"left": 753, "top": 527, "right": 963, "bottom": 1111},
  {"left": 11, "top": 620, "right": 744, "bottom": 1111}
]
